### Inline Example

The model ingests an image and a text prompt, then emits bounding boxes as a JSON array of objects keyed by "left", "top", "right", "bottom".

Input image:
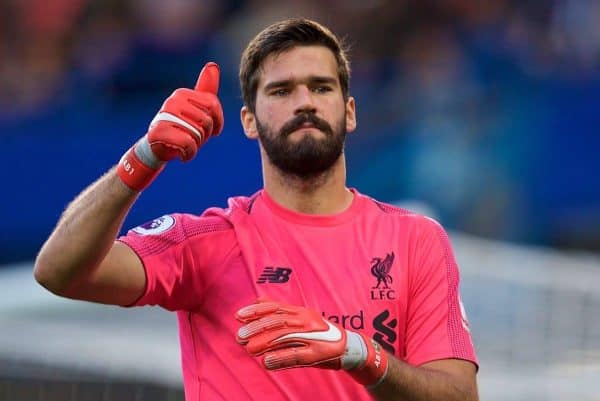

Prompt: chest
[
  {"left": 253, "top": 227, "right": 404, "bottom": 306},
  {"left": 205, "top": 220, "right": 411, "bottom": 357}
]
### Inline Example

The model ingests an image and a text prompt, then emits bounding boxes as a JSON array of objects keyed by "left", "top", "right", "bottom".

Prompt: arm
[
  {"left": 34, "top": 62, "right": 224, "bottom": 306},
  {"left": 369, "top": 357, "right": 478, "bottom": 401},
  {"left": 34, "top": 169, "right": 145, "bottom": 305},
  {"left": 365, "top": 217, "right": 479, "bottom": 400}
]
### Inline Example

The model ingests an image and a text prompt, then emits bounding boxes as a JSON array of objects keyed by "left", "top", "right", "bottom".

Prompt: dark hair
[{"left": 239, "top": 18, "right": 351, "bottom": 112}]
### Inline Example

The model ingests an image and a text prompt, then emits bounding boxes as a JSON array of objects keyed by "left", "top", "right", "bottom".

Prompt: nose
[{"left": 293, "top": 85, "right": 317, "bottom": 115}]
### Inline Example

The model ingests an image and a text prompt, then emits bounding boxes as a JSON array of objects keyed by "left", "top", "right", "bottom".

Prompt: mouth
[
  {"left": 280, "top": 113, "right": 332, "bottom": 138},
  {"left": 291, "top": 125, "right": 322, "bottom": 136},
  {"left": 289, "top": 122, "right": 319, "bottom": 134}
]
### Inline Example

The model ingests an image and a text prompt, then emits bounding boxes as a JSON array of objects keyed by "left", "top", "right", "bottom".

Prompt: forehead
[{"left": 257, "top": 45, "right": 339, "bottom": 88}]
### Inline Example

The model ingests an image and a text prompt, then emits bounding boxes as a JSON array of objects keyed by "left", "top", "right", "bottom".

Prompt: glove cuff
[
  {"left": 117, "top": 143, "right": 164, "bottom": 191},
  {"left": 345, "top": 332, "right": 389, "bottom": 388}
]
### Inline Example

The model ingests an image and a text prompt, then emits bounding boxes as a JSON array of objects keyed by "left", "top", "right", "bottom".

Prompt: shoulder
[
  {"left": 132, "top": 212, "right": 233, "bottom": 238},
  {"left": 119, "top": 211, "right": 233, "bottom": 254},
  {"left": 119, "top": 206, "right": 244, "bottom": 262},
  {"left": 363, "top": 196, "right": 415, "bottom": 217},
  {"left": 127, "top": 192, "right": 260, "bottom": 239},
  {"left": 201, "top": 192, "right": 260, "bottom": 219},
  {"left": 356, "top": 192, "right": 453, "bottom": 246},
  {"left": 360, "top": 193, "right": 439, "bottom": 227}
]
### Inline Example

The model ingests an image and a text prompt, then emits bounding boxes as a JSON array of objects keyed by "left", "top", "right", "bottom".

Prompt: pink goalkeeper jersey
[{"left": 118, "top": 189, "right": 477, "bottom": 401}]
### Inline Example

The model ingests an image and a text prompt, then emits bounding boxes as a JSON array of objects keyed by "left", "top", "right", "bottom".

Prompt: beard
[{"left": 256, "top": 111, "right": 347, "bottom": 179}]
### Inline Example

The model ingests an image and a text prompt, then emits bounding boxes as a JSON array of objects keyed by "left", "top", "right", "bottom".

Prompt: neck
[{"left": 262, "top": 154, "right": 353, "bottom": 215}]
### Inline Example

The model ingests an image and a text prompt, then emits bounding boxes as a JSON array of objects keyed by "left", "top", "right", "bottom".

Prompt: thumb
[{"left": 194, "top": 62, "right": 220, "bottom": 94}]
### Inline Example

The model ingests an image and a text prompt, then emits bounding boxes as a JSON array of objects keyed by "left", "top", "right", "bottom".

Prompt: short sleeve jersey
[{"left": 118, "top": 189, "right": 477, "bottom": 401}]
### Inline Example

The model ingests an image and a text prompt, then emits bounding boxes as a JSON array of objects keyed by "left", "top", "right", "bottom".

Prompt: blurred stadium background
[{"left": 1, "top": 1, "right": 599, "bottom": 400}]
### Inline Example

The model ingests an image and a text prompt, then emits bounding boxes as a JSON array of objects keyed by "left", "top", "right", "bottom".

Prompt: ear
[
  {"left": 241, "top": 106, "right": 259, "bottom": 139},
  {"left": 345, "top": 96, "right": 357, "bottom": 133}
]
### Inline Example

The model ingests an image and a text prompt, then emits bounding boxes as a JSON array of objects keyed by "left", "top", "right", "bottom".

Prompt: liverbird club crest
[{"left": 370, "top": 252, "right": 396, "bottom": 300}]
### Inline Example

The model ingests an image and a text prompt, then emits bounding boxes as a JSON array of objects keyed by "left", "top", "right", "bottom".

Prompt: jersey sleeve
[
  {"left": 117, "top": 213, "right": 236, "bottom": 311},
  {"left": 404, "top": 216, "right": 478, "bottom": 368}
]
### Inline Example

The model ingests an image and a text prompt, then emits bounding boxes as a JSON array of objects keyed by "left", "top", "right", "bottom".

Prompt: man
[{"left": 34, "top": 18, "right": 479, "bottom": 401}]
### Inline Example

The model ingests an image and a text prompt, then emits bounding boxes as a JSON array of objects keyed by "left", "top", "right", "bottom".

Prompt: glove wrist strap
[
  {"left": 117, "top": 143, "right": 164, "bottom": 191},
  {"left": 135, "top": 136, "right": 164, "bottom": 169},
  {"left": 346, "top": 332, "right": 389, "bottom": 387}
]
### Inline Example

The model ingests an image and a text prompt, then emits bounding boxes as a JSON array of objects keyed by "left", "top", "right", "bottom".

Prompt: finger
[
  {"left": 180, "top": 110, "right": 213, "bottom": 141},
  {"left": 263, "top": 346, "right": 338, "bottom": 370},
  {"left": 149, "top": 123, "right": 198, "bottom": 162},
  {"left": 175, "top": 128, "right": 200, "bottom": 162},
  {"left": 235, "top": 301, "right": 281, "bottom": 322},
  {"left": 194, "top": 62, "right": 220, "bottom": 94},
  {"left": 187, "top": 92, "right": 224, "bottom": 137},
  {"left": 237, "top": 314, "right": 290, "bottom": 343},
  {"left": 264, "top": 347, "right": 304, "bottom": 370}
]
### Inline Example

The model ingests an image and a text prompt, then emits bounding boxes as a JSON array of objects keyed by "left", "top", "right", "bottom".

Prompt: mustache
[{"left": 280, "top": 113, "right": 333, "bottom": 138}]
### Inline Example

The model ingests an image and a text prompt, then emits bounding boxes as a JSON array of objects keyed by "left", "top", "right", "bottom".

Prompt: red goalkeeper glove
[
  {"left": 117, "top": 62, "right": 224, "bottom": 191},
  {"left": 235, "top": 300, "right": 388, "bottom": 387}
]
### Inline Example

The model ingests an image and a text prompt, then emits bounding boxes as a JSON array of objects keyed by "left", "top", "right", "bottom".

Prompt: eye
[
  {"left": 313, "top": 85, "right": 332, "bottom": 94},
  {"left": 272, "top": 88, "right": 289, "bottom": 96}
]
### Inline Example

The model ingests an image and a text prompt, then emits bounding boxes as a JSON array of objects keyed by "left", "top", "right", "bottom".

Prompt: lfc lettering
[{"left": 370, "top": 289, "right": 396, "bottom": 300}]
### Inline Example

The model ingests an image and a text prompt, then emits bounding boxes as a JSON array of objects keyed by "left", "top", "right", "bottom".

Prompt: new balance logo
[{"left": 256, "top": 267, "right": 293, "bottom": 284}]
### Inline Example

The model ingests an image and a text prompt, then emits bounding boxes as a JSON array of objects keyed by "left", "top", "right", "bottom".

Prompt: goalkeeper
[{"left": 34, "top": 18, "right": 479, "bottom": 401}]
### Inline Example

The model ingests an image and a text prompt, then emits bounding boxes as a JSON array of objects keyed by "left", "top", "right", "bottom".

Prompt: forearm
[
  {"left": 368, "top": 356, "right": 478, "bottom": 401},
  {"left": 34, "top": 167, "right": 139, "bottom": 293}
]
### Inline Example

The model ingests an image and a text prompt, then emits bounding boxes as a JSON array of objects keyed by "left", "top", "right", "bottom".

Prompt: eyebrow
[{"left": 263, "top": 76, "right": 338, "bottom": 92}]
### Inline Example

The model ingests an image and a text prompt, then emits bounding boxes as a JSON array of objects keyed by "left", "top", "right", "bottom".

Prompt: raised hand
[{"left": 117, "top": 62, "right": 224, "bottom": 191}]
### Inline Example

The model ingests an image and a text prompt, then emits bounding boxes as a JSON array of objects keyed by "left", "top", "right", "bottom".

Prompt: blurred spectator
[
  {"left": 0, "top": 0, "right": 86, "bottom": 117},
  {"left": 130, "top": 0, "right": 224, "bottom": 49},
  {"left": 550, "top": 0, "right": 600, "bottom": 76},
  {"left": 71, "top": 1, "right": 133, "bottom": 85}
]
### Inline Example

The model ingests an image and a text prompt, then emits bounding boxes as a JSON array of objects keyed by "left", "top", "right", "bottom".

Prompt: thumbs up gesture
[
  {"left": 117, "top": 63, "right": 225, "bottom": 191},
  {"left": 148, "top": 62, "right": 224, "bottom": 162}
]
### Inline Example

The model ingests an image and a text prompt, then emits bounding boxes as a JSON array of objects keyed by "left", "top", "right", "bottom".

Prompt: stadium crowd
[{"left": 2, "top": 0, "right": 599, "bottom": 258}]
